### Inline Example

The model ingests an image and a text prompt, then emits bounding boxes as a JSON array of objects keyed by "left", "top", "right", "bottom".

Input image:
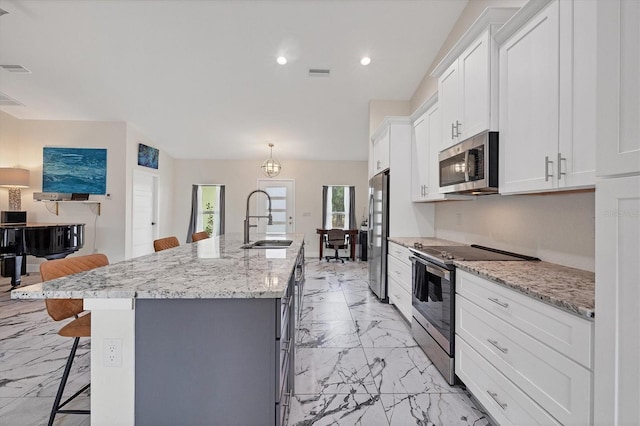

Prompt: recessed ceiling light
[
  {"left": 277, "top": 56, "right": 287, "bottom": 65},
  {"left": 360, "top": 57, "right": 371, "bottom": 66}
]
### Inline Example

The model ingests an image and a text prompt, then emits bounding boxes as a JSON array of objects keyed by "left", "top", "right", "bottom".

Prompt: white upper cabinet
[
  {"left": 596, "top": 0, "right": 640, "bottom": 177},
  {"left": 497, "top": 0, "right": 597, "bottom": 194},
  {"left": 432, "top": 8, "right": 517, "bottom": 150},
  {"left": 411, "top": 110, "right": 430, "bottom": 200},
  {"left": 370, "top": 126, "right": 390, "bottom": 177},
  {"left": 438, "top": 30, "right": 493, "bottom": 148},
  {"left": 411, "top": 98, "right": 473, "bottom": 202}
]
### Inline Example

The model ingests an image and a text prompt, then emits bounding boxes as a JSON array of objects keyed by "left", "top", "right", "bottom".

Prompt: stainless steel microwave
[{"left": 439, "top": 131, "right": 498, "bottom": 194}]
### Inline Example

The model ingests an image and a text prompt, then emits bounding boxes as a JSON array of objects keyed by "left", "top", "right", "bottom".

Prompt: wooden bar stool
[
  {"left": 191, "top": 231, "right": 210, "bottom": 242},
  {"left": 153, "top": 236, "right": 180, "bottom": 252},
  {"left": 40, "top": 253, "right": 110, "bottom": 426}
]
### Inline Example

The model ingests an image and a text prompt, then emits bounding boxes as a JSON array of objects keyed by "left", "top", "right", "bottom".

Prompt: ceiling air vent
[
  {"left": 0, "top": 92, "right": 24, "bottom": 106},
  {"left": 0, "top": 64, "right": 31, "bottom": 73},
  {"left": 309, "top": 68, "right": 330, "bottom": 77}
]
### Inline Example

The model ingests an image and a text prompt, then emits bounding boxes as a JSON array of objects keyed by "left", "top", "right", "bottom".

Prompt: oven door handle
[
  {"left": 411, "top": 256, "right": 451, "bottom": 281},
  {"left": 426, "top": 264, "right": 450, "bottom": 281}
]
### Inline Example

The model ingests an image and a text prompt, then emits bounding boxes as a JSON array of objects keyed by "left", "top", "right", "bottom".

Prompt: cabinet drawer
[
  {"left": 388, "top": 242, "right": 411, "bottom": 265},
  {"left": 457, "top": 295, "right": 591, "bottom": 425},
  {"left": 387, "top": 255, "right": 411, "bottom": 293},
  {"left": 456, "top": 338, "right": 561, "bottom": 426},
  {"left": 388, "top": 277, "right": 411, "bottom": 322},
  {"left": 456, "top": 269, "right": 593, "bottom": 368}
]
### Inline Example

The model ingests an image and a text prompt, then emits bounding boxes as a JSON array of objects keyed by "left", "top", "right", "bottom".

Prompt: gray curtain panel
[
  {"left": 219, "top": 185, "right": 225, "bottom": 235},
  {"left": 186, "top": 185, "right": 198, "bottom": 242},
  {"left": 322, "top": 185, "right": 329, "bottom": 229},
  {"left": 348, "top": 186, "right": 356, "bottom": 229}
]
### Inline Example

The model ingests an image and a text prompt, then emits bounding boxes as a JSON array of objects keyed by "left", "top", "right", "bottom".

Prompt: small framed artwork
[{"left": 138, "top": 143, "right": 159, "bottom": 169}]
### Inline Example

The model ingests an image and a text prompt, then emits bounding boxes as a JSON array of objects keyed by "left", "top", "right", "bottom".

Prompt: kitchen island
[{"left": 12, "top": 233, "right": 305, "bottom": 426}]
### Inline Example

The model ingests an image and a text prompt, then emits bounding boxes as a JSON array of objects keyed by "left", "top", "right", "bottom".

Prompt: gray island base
[{"left": 11, "top": 233, "right": 304, "bottom": 426}]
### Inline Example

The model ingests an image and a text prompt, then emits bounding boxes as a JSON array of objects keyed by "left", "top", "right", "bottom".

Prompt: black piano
[{"left": 0, "top": 222, "right": 85, "bottom": 289}]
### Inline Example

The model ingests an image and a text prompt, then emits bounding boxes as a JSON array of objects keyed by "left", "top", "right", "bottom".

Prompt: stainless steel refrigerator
[{"left": 368, "top": 171, "right": 389, "bottom": 301}]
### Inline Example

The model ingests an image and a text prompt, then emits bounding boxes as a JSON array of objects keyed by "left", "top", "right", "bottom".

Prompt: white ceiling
[{"left": 0, "top": 0, "right": 467, "bottom": 161}]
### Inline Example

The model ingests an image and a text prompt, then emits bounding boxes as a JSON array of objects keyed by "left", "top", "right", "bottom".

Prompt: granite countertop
[
  {"left": 388, "top": 236, "right": 465, "bottom": 248},
  {"left": 11, "top": 233, "right": 305, "bottom": 300},
  {"left": 454, "top": 260, "right": 595, "bottom": 319}
]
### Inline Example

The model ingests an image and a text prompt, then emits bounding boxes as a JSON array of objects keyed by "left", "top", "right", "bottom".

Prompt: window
[
  {"left": 323, "top": 185, "right": 355, "bottom": 230},
  {"left": 187, "top": 184, "right": 225, "bottom": 241},
  {"left": 198, "top": 185, "right": 223, "bottom": 236}
]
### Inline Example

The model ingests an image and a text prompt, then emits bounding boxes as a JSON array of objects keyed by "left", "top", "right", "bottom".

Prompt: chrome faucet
[{"left": 244, "top": 190, "right": 273, "bottom": 244}]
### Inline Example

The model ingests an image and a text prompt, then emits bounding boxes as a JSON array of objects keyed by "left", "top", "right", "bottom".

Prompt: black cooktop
[{"left": 410, "top": 244, "right": 539, "bottom": 267}]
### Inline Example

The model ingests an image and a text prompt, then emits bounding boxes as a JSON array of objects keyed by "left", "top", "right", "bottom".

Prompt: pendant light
[{"left": 261, "top": 143, "right": 281, "bottom": 178}]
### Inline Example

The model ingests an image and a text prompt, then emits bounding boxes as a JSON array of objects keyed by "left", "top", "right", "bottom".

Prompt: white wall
[
  {"left": 171, "top": 159, "right": 368, "bottom": 257},
  {"left": 0, "top": 111, "right": 174, "bottom": 268},
  {"left": 435, "top": 191, "right": 595, "bottom": 271},
  {"left": 124, "top": 124, "right": 175, "bottom": 259},
  {"left": 369, "top": 100, "right": 411, "bottom": 138}
]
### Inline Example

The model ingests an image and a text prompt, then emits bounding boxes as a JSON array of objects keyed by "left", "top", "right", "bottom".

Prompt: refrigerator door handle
[{"left": 368, "top": 192, "right": 374, "bottom": 249}]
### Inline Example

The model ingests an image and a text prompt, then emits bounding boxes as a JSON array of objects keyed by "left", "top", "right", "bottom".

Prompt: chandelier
[{"left": 261, "top": 143, "right": 281, "bottom": 178}]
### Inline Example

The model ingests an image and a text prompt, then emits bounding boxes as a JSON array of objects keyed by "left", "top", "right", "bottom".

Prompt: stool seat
[{"left": 58, "top": 313, "right": 91, "bottom": 338}]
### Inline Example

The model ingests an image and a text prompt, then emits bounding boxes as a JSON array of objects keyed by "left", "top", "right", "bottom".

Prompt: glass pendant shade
[{"left": 261, "top": 143, "right": 281, "bottom": 177}]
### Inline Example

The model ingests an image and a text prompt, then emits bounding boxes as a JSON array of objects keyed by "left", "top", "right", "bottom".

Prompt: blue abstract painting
[
  {"left": 138, "top": 143, "right": 159, "bottom": 169},
  {"left": 43, "top": 147, "right": 107, "bottom": 194}
]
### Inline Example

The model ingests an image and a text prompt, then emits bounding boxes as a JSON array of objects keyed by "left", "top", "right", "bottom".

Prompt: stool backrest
[
  {"left": 40, "top": 253, "right": 110, "bottom": 321},
  {"left": 154, "top": 236, "right": 180, "bottom": 252},
  {"left": 191, "top": 231, "right": 209, "bottom": 242}
]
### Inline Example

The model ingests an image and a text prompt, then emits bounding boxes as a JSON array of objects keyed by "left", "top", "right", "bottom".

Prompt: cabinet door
[
  {"left": 411, "top": 112, "right": 429, "bottom": 201},
  {"left": 373, "top": 128, "right": 390, "bottom": 174},
  {"left": 460, "top": 30, "right": 491, "bottom": 140},
  {"left": 439, "top": 61, "right": 461, "bottom": 149},
  {"left": 595, "top": 176, "right": 640, "bottom": 425},
  {"left": 426, "top": 104, "right": 442, "bottom": 197},
  {"left": 596, "top": 0, "right": 640, "bottom": 177},
  {"left": 558, "top": 0, "right": 597, "bottom": 189},
  {"left": 499, "top": 1, "right": 559, "bottom": 194}
]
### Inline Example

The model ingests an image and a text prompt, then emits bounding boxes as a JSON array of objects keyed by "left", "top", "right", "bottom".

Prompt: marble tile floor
[
  {"left": 0, "top": 273, "right": 91, "bottom": 425},
  {"left": 0, "top": 261, "right": 488, "bottom": 425},
  {"left": 289, "top": 260, "right": 489, "bottom": 426}
]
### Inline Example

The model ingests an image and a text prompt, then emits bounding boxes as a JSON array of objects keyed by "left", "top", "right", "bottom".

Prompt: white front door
[
  {"left": 257, "top": 180, "right": 295, "bottom": 235},
  {"left": 132, "top": 170, "right": 158, "bottom": 257}
]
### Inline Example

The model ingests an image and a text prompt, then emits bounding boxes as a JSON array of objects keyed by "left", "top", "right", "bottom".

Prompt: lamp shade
[{"left": 0, "top": 168, "right": 30, "bottom": 188}]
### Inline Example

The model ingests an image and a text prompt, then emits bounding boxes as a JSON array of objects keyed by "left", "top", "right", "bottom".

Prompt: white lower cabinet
[
  {"left": 456, "top": 269, "right": 594, "bottom": 425},
  {"left": 457, "top": 339, "right": 561, "bottom": 426},
  {"left": 387, "top": 242, "right": 412, "bottom": 322}
]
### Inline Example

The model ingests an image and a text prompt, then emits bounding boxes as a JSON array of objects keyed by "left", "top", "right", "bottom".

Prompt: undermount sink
[{"left": 242, "top": 240, "right": 293, "bottom": 249}]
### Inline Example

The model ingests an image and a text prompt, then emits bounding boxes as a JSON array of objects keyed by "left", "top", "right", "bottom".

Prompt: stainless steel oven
[
  {"left": 409, "top": 244, "right": 539, "bottom": 386},
  {"left": 410, "top": 251, "right": 455, "bottom": 385}
]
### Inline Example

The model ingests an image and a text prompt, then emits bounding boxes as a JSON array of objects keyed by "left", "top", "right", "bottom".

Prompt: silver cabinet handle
[
  {"left": 487, "top": 338, "right": 509, "bottom": 354},
  {"left": 487, "top": 390, "right": 508, "bottom": 410},
  {"left": 545, "top": 156, "right": 554, "bottom": 182},
  {"left": 558, "top": 152, "right": 566, "bottom": 180},
  {"left": 451, "top": 123, "right": 456, "bottom": 140},
  {"left": 488, "top": 297, "right": 509, "bottom": 308},
  {"left": 282, "top": 392, "right": 292, "bottom": 407},
  {"left": 377, "top": 160, "right": 381, "bottom": 170},
  {"left": 455, "top": 120, "right": 462, "bottom": 137}
]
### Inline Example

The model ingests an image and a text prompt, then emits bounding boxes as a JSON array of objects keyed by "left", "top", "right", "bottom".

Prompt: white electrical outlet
[{"left": 103, "top": 338, "right": 123, "bottom": 367}]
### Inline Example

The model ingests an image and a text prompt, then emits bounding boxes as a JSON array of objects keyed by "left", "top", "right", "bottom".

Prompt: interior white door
[
  {"left": 132, "top": 170, "right": 158, "bottom": 257},
  {"left": 257, "top": 180, "right": 295, "bottom": 235}
]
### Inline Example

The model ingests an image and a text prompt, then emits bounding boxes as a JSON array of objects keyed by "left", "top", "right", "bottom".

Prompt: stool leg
[{"left": 48, "top": 336, "right": 80, "bottom": 426}]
